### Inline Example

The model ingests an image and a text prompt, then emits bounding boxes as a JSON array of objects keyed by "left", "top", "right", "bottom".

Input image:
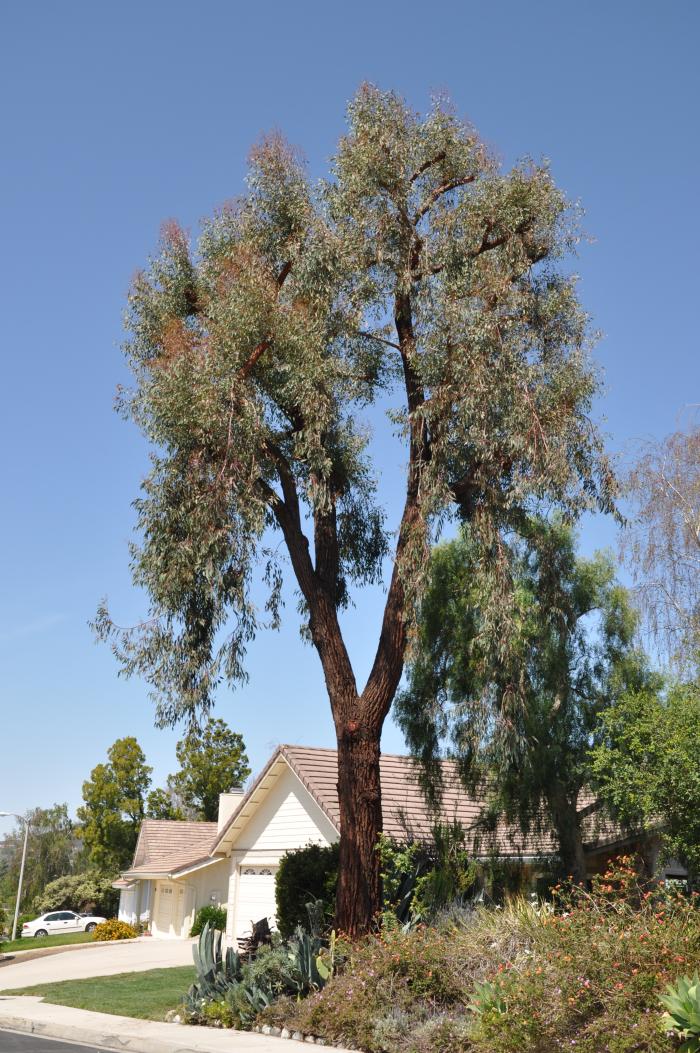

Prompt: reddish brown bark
[{"left": 334, "top": 726, "right": 383, "bottom": 935}]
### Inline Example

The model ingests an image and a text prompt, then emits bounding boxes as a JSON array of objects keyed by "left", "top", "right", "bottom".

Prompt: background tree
[
  {"left": 0, "top": 804, "right": 79, "bottom": 911},
  {"left": 166, "top": 717, "right": 250, "bottom": 821},
  {"left": 397, "top": 520, "right": 650, "bottom": 881},
  {"left": 623, "top": 422, "right": 700, "bottom": 674},
  {"left": 33, "top": 871, "right": 119, "bottom": 917},
  {"left": 77, "top": 737, "right": 152, "bottom": 872},
  {"left": 97, "top": 85, "right": 615, "bottom": 932},
  {"left": 591, "top": 682, "right": 700, "bottom": 883},
  {"left": 145, "top": 785, "right": 186, "bottom": 821}
]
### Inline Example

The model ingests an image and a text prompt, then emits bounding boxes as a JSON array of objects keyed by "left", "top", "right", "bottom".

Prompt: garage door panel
[{"left": 235, "top": 867, "right": 277, "bottom": 937}]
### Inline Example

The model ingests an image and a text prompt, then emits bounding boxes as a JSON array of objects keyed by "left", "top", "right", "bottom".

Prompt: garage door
[
  {"left": 154, "top": 882, "right": 187, "bottom": 937},
  {"left": 235, "top": 866, "right": 277, "bottom": 938}
]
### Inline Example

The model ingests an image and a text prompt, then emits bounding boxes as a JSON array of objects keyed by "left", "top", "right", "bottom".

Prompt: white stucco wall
[
  {"left": 223, "top": 764, "right": 339, "bottom": 940},
  {"left": 234, "top": 765, "right": 338, "bottom": 858}
]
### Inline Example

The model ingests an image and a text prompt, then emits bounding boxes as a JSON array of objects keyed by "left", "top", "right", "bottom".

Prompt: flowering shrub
[
  {"left": 92, "top": 919, "right": 138, "bottom": 941},
  {"left": 261, "top": 857, "right": 700, "bottom": 1052}
]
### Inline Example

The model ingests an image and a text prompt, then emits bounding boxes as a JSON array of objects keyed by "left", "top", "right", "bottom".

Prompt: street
[{"left": 0, "top": 1033, "right": 103, "bottom": 1052}]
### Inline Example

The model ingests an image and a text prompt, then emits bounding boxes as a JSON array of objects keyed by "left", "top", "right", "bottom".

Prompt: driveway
[{"left": 0, "top": 939, "right": 194, "bottom": 990}]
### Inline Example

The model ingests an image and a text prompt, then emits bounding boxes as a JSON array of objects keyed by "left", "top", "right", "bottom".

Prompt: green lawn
[
  {"left": 1, "top": 965, "right": 195, "bottom": 1020},
  {"left": 0, "top": 931, "right": 96, "bottom": 954}
]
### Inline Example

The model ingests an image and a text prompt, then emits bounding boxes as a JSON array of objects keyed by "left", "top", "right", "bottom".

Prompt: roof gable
[
  {"left": 125, "top": 818, "right": 219, "bottom": 877},
  {"left": 212, "top": 744, "right": 623, "bottom": 861}
]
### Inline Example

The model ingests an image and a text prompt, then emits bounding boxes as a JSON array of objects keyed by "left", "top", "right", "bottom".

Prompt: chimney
[{"left": 217, "top": 787, "right": 244, "bottom": 833}]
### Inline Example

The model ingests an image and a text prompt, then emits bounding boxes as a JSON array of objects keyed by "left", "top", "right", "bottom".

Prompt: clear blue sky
[{"left": 1, "top": 0, "right": 698, "bottom": 831}]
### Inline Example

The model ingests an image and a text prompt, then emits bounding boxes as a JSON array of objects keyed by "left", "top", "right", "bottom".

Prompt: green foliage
[
  {"left": 145, "top": 786, "right": 185, "bottom": 820},
  {"left": 0, "top": 804, "right": 80, "bottom": 912},
  {"left": 184, "top": 920, "right": 334, "bottom": 1029},
  {"left": 190, "top": 921, "right": 243, "bottom": 999},
  {"left": 660, "top": 974, "right": 700, "bottom": 1052},
  {"left": 275, "top": 842, "right": 339, "bottom": 939},
  {"left": 77, "top": 737, "right": 152, "bottom": 872},
  {"left": 283, "top": 925, "right": 334, "bottom": 994},
  {"left": 93, "top": 918, "right": 137, "bottom": 941},
  {"left": 397, "top": 518, "right": 652, "bottom": 879},
  {"left": 591, "top": 682, "right": 700, "bottom": 880},
  {"left": 167, "top": 718, "right": 250, "bottom": 821},
  {"left": 190, "top": 904, "right": 227, "bottom": 937},
  {"left": 378, "top": 823, "right": 477, "bottom": 923},
  {"left": 33, "top": 871, "right": 118, "bottom": 916},
  {"left": 265, "top": 870, "right": 700, "bottom": 1052},
  {"left": 98, "top": 84, "right": 614, "bottom": 735},
  {"left": 468, "top": 979, "right": 507, "bottom": 1017}
]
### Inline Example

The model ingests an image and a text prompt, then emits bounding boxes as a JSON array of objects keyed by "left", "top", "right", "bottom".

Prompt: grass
[
  {"left": 0, "top": 931, "right": 96, "bottom": 954},
  {"left": 1, "top": 965, "right": 195, "bottom": 1020}
]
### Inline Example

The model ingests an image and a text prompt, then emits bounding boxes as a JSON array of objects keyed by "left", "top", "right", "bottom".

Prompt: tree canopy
[
  {"left": 77, "top": 737, "right": 152, "bottom": 872},
  {"left": 397, "top": 520, "right": 650, "bottom": 879},
  {"left": 166, "top": 717, "right": 250, "bottom": 821},
  {"left": 0, "top": 804, "right": 79, "bottom": 912},
  {"left": 98, "top": 85, "right": 616, "bottom": 931},
  {"left": 591, "top": 682, "right": 700, "bottom": 882},
  {"left": 622, "top": 422, "right": 700, "bottom": 674}
]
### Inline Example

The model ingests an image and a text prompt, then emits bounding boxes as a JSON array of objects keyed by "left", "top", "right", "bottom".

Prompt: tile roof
[
  {"left": 280, "top": 745, "right": 565, "bottom": 857},
  {"left": 125, "top": 818, "right": 221, "bottom": 877}
]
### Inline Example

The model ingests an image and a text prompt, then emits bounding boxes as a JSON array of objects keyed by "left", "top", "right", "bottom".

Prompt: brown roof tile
[
  {"left": 126, "top": 818, "right": 220, "bottom": 876},
  {"left": 281, "top": 746, "right": 571, "bottom": 858}
]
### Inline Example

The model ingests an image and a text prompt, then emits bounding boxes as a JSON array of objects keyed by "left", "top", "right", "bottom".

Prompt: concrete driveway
[{"left": 0, "top": 939, "right": 194, "bottom": 990}]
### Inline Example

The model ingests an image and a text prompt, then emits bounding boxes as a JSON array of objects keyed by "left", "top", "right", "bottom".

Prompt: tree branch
[
  {"left": 409, "top": 152, "right": 446, "bottom": 183},
  {"left": 258, "top": 445, "right": 358, "bottom": 716},
  {"left": 361, "top": 290, "right": 428, "bottom": 724},
  {"left": 414, "top": 174, "right": 477, "bottom": 222},
  {"left": 238, "top": 261, "right": 293, "bottom": 379}
]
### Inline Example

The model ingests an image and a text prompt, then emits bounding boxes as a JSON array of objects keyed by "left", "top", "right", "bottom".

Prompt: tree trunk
[
  {"left": 549, "top": 792, "right": 587, "bottom": 884},
  {"left": 334, "top": 726, "right": 383, "bottom": 936}
]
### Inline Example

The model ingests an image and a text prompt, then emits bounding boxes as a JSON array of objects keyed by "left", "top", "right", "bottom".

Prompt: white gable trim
[{"left": 214, "top": 753, "right": 339, "bottom": 856}]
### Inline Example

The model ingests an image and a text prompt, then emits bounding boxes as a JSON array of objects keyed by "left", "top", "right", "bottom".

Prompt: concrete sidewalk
[{"left": 0, "top": 996, "right": 339, "bottom": 1051}]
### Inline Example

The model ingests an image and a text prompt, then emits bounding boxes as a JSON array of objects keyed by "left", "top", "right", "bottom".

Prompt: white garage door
[
  {"left": 235, "top": 866, "right": 277, "bottom": 938},
  {"left": 154, "top": 882, "right": 187, "bottom": 937}
]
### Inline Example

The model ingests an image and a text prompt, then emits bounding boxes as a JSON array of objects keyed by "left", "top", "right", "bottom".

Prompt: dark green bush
[
  {"left": 190, "top": 904, "right": 227, "bottom": 937},
  {"left": 275, "top": 842, "right": 339, "bottom": 939}
]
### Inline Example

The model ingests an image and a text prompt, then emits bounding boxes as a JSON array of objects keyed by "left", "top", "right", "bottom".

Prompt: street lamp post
[{"left": 0, "top": 811, "right": 30, "bottom": 942}]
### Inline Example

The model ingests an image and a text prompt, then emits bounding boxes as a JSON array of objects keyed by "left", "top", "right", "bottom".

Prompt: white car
[{"left": 21, "top": 910, "right": 106, "bottom": 938}]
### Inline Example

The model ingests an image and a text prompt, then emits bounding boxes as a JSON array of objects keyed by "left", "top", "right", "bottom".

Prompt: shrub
[
  {"left": 275, "top": 842, "right": 339, "bottom": 939},
  {"left": 263, "top": 857, "right": 700, "bottom": 1052},
  {"left": 33, "top": 871, "right": 119, "bottom": 916},
  {"left": 378, "top": 823, "right": 480, "bottom": 925},
  {"left": 93, "top": 919, "right": 137, "bottom": 941},
  {"left": 190, "top": 904, "right": 227, "bottom": 937}
]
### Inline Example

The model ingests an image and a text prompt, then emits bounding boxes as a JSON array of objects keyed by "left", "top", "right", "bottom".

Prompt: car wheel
[
  {"left": 34, "top": 929, "right": 48, "bottom": 938},
  {"left": 85, "top": 923, "right": 97, "bottom": 933}
]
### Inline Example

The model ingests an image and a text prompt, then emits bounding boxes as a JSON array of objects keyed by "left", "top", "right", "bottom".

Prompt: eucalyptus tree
[{"left": 98, "top": 85, "right": 615, "bottom": 933}]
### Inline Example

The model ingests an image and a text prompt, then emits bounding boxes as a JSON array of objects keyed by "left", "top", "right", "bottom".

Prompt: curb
[{"left": 0, "top": 997, "right": 340, "bottom": 1053}]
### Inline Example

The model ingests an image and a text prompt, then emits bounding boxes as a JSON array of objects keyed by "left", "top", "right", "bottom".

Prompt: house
[{"left": 114, "top": 744, "right": 685, "bottom": 940}]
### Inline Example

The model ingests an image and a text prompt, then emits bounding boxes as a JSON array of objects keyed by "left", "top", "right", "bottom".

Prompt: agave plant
[
  {"left": 190, "top": 921, "right": 243, "bottom": 999},
  {"left": 468, "top": 978, "right": 508, "bottom": 1017},
  {"left": 660, "top": 973, "right": 700, "bottom": 1052}
]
